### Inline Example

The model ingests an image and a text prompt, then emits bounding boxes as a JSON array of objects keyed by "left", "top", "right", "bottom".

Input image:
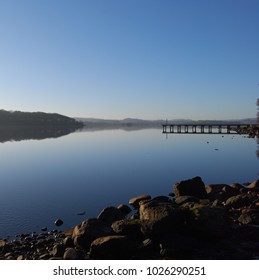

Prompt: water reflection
[{"left": 0, "top": 126, "right": 80, "bottom": 143}]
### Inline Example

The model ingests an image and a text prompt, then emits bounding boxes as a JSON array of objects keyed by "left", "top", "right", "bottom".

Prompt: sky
[{"left": 0, "top": 0, "right": 259, "bottom": 120}]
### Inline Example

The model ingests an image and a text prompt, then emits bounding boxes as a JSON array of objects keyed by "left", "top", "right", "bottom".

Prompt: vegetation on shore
[{"left": 0, "top": 110, "right": 83, "bottom": 127}]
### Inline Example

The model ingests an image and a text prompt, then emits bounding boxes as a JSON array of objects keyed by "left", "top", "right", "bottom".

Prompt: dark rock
[
  {"left": 39, "top": 253, "right": 51, "bottom": 260},
  {"left": 139, "top": 200, "right": 190, "bottom": 237},
  {"left": 159, "top": 233, "right": 200, "bottom": 259},
  {"left": 111, "top": 219, "right": 143, "bottom": 240},
  {"left": 41, "top": 227, "right": 47, "bottom": 232},
  {"left": 129, "top": 194, "right": 151, "bottom": 208},
  {"left": 152, "top": 196, "right": 171, "bottom": 203},
  {"left": 63, "top": 236, "right": 74, "bottom": 247},
  {"left": 229, "top": 183, "right": 244, "bottom": 190},
  {"left": 225, "top": 194, "right": 252, "bottom": 209},
  {"left": 222, "top": 185, "right": 240, "bottom": 198},
  {"left": 173, "top": 176, "right": 208, "bottom": 199},
  {"left": 238, "top": 209, "right": 259, "bottom": 225},
  {"left": 51, "top": 244, "right": 66, "bottom": 258},
  {"left": 205, "top": 184, "right": 229, "bottom": 200},
  {"left": 97, "top": 206, "right": 126, "bottom": 224},
  {"left": 188, "top": 205, "right": 229, "bottom": 238},
  {"left": 247, "top": 180, "right": 259, "bottom": 190},
  {"left": 72, "top": 218, "right": 113, "bottom": 250},
  {"left": 55, "top": 219, "right": 64, "bottom": 227},
  {"left": 63, "top": 248, "right": 84, "bottom": 260},
  {"left": 89, "top": 235, "right": 138, "bottom": 259},
  {"left": 175, "top": 196, "right": 200, "bottom": 205},
  {"left": 117, "top": 204, "right": 132, "bottom": 215}
]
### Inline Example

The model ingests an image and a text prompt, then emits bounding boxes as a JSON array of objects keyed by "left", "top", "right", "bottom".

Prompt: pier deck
[{"left": 162, "top": 123, "right": 253, "bottom": 134}]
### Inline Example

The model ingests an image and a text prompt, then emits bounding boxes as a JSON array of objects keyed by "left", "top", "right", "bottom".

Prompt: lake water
[{"left": 0, "top": 128, "right": 258, "bottom": 239}]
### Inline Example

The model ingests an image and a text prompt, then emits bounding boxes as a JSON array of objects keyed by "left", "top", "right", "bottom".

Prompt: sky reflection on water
[{"left": 0, "top": 129, "right": 258, "bottom": 238}]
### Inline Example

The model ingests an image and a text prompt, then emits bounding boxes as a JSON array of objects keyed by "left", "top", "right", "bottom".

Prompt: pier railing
[{"left": 162, "top": 123, "right": 253, "bottom": 134}]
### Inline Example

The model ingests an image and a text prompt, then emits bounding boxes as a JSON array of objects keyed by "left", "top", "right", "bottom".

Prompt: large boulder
[
  {"left": 173, "top": 176, "right": 208, "bottom": 199},
  {"left": 72, "top": 218, "right": 113, "bottom": 250},
  {"left": 139, "top": 199, "right": 190, "bottom": 237},
  {"left": 89, "top": 235, "right": 138, "bottom": 259},
  {"left": 111, "top": 219, "right": 143, "bottom": 240},
  {"left": 97, "top": 206, "right": 126, "bottom": 225},
  {"left": 188, "top": 205, "right": 229, "bottom": 238}
]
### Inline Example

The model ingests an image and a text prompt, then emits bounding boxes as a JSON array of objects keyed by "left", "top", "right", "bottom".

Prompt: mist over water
[{"left": 0, "top": 128, "right": 258, "bottom": 239}]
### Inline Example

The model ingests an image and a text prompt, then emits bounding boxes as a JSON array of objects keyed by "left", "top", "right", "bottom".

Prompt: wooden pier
[{"left": 162, "top": 123, "right": 253, "bottom": 134}]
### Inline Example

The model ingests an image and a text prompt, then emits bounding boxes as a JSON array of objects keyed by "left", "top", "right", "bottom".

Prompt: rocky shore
[{"left": 1, "top": 176, "right": 259, "bottom": 260}]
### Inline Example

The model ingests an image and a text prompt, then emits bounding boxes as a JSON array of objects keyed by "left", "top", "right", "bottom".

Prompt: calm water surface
[{"left": 0, "top": 128, "right": 258, "bottom": 238}]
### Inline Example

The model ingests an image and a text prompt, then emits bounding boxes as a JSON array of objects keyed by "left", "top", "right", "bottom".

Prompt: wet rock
[
  {"left": 72, "top": 218, "right": 113, "bottom": 250},
  {"left": 173, "top": 176, "right": 208, "bottom": 199},
  {"left": 129, "top": 194, "right": 151, "bottom": 209},
  {"left": 89, "top": 235, "right": 138, "bottom": 259},
  {"left": 97, "top": 206, "right": 126, "bottom": 224}
]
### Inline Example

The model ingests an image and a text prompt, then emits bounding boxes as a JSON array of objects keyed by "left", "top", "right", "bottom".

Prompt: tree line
[{"left": 0, "top": 110, "right": 83, "bottom": 127}]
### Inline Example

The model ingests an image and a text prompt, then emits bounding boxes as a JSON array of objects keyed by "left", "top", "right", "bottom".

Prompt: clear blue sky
[{"left": 0, "top": 0, "right": 258, "bottom": 120}]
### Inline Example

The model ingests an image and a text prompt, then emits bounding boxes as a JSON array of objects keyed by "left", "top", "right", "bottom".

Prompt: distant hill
[
  {"left": 75, "top": 117, "right": 257, "bottom": 129},
  {"left": 0, "top": 110, "right": 83, "bottom": 127}
]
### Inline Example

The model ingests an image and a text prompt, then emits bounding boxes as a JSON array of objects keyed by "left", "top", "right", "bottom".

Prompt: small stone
[
  {"left": 55, "top": 219, "right": 64, "bottom": 227},
  {"left": 41, "top": 227, "right": 47, "bottom": 232}
]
